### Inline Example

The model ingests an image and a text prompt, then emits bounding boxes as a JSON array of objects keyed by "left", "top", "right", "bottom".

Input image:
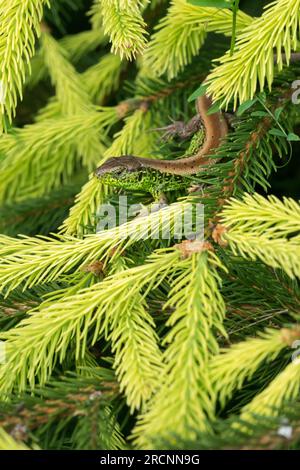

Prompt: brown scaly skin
[{"left": 95, "top": 94, "right": 228, "bottom": 177}]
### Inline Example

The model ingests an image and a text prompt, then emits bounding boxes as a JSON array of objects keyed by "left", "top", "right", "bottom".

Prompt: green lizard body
[
  {"left": 95, "top": 94, "right": 228, "bottom": 198},
  {"left": 98, "top": 129, "right": 205, "bottom": 198}
]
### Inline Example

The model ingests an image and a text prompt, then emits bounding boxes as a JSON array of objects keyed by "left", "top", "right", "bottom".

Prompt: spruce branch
[
  {"left": 240, "top": 361, "right": 300, "bottom": 426},
  {"left": 58, "top": 29, "right": 106, "bottom": 63},
  {"left": 60, "top": 178, "right": 110, "bottom": 237},
  {"left": 0, "top": 370, "right": 124, "bottom": 450},
  {"left": 72, "top": 405, "right": 125, "bottom": 450},
  {"left": 96, "top": 0, "right": 148, "bottom": 60},
  {"left": 40, "top": 31, "right": 111, "bottom": 171},
  {"left": 105, "top": 258, "right": 164, "bottom": 412},
  {"left": 0, "top": 185, "right": 78, "bottom": 237},
  {"left": 0, "top": 0, "right": 50, "bottom": 131},
  {"left": 82, "top": 54, "right": 124, "bottom": 104},
  {"left": 33, "top": 53, "right": 124, "bottom": 121},
  {"left": 151, "top": 401, "right": 300, "bottom": 450},
  {"left": 0, "top": 427, "right": 32, "bottom": 450},
  {"left": 132, "top": 251, "right": 227, "bottom": 448},
  {"left": 0, "top": 201, "right": 189, "bottom": 295},
  {"left": 40, "top": 31, "right": 95, "bottom": 116},
  {"left": 89, "top": 0, "right": 105, "bottom": 30},
  {"left": 27, "top": 29, "right": 107, "bottom": 89},
  {"left": 220, "top": 258, "right": 300, "bottom": 339},
  {"left": 44, "top": 0, "right": 85, "bottom": 34},
  {"left": 224, "top": 234, "right": 300, "bottom": 279},
  {"left": 144, "top": 0, "right": 253, "bottom": 79},
  {"left": 0, "top": 249, "right": 181, "bottom": 396},
  {"left": 221, "top": 193, "right": 300, "bottom": 239},
  {"left": 221, "top": 194, "right": 300, "bottom": 279},
  {"left": 210, "top": 326, "right": 300, "bottom": 408},
  {"left": 0, "top": 108, "right": 116, "bottom": 202}
]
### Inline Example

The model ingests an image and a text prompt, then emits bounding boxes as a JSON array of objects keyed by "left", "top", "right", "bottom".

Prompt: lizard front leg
[{"left": 152, "top": 115, "right": 202, "bottom": 141}]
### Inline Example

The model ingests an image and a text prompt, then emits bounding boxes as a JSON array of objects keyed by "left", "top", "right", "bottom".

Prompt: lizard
[{"left": 94, "top": 94, "right": 228, "bottom": 198}]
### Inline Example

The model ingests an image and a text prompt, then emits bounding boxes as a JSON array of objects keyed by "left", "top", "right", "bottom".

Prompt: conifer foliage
[{"left": 0, "top": 0, "right": 300, "bottom": 450}]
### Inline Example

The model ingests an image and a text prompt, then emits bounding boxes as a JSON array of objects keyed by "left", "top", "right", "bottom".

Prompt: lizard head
[
  {"left": 94, "top": 155, "right": 143, "bottom": 178},
  {"left": 94, "top": 155, "right": 149, "bottom": 192}
]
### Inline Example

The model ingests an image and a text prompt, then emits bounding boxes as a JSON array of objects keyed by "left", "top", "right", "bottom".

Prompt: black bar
[{"left": 0, "top": 450, "right": 298, "bottom": 466}]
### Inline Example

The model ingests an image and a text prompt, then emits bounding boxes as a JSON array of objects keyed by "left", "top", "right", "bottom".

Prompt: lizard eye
[{"left": 114, "top": 167, "right": 126, "bottom": 175}]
